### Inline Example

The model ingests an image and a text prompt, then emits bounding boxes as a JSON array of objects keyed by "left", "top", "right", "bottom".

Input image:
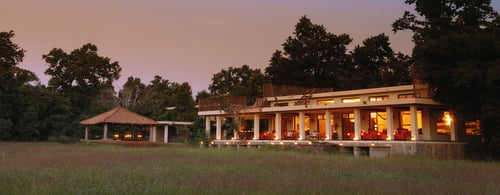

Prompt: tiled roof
[{"left": 80, "top": 107, "right": 158, "bottom": 125}]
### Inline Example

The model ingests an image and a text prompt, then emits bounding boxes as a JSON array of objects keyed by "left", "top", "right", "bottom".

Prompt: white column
[
  {"left": 299, "top": 112, "right": 305, "bottom": 140},
  {"left": 410, "top": 105, "right": 418, "bottom": 141},
  {"left": 152, "top": 126, "right": 157, "bottom": 142},
  {"left": 103, "top": 124, "right": 108, "bottom": 140},
  {"left": 354, "top": 109, "right": 361, "bottom": 140},
  {"left": 149, "top": 126, "right": 153, "bottom": 142},
  {"left": 84, "top": 126, "right": 89, "bottom": 140},
  {"left": 164, "top": 125, "right": 169, "bottom": 143},
  {"left": 275, "top": 113, "right": 281, "bottom": 140},
  {"left": 253, "top": 114, "right": 260, "bottom": 140},
  {"left": 205, "top": 116, "right": 211, "bottom": 139},
  {"left": 386, "top": 107, "right": 394, "bottom": 140},
  {"left": 216, "top": 116, "right": 222, "bottom": 140},
  {"left": 325, "top": 111, "right": 332, "bottom": 140},
  {"left": 450, "top": 110, "right": 457, "bottom": 141}
]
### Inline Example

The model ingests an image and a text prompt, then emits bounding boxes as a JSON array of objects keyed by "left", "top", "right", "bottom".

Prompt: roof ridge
[{"left": 102, "top": 107, "right": 122, "bottom": 123}]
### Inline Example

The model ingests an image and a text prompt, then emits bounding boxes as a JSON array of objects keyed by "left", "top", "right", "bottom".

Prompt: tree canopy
[
  {"left": 0, "top": 31, "right": 72, "bottom": 141},
  {"left": 393, "top": 0, "right": 500, "bottom": 158},
  {"left": 265, "top": 16, "right": 352, "bottom": 90},
  {"left": 351, "top": 33, "right": 412, "bottom": 89},
  {"left": 209, "top": 65, "right": 269, "bottom": 105},
  {"left": 43, "top": 43, "right": 121, "bottom": 94},
  {"left": 118, "top": 76, "right": 196, "bottom": 121}
]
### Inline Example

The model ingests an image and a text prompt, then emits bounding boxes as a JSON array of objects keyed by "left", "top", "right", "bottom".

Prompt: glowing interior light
[{"left": 445, "top": 113, "right": 452, "bottom": 126}]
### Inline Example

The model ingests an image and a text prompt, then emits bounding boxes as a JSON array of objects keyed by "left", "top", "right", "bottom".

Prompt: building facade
[{"left": 198, "top": 84, "right": 469, "bottom": 158}]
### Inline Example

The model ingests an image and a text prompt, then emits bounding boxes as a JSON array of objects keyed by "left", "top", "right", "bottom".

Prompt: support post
[
  {"left": 386, "top": 107, "right": 394, "bottom": 140},
  {"left": 299, "top": 112, "right": 305, "bottom": 140},
  {"left": 216, "top": 116, "right": 222, "bottom": 140},
  {"left": 253, "top": 114, "right": 260, "bottom": 140},
  {"left": 103, "top": 124, "right": 108, "bottom": 140},
  {"left": 354, "top": 108, "right": 361, "bottom": 140},
  {"left": 164, "top": 125, "right": 169, "bottom": 143},
  {"left": 410, "top": 105, "right": 418, "bottom": 141},
  {"left": 325, "top": 111, "right": 332, "bottom": 140},
  {"left": 152, "top": 126, "right": 157, "bottom": 142},
  {"left": 84, "top": 125, "right": 89, "bottom": 141},
  {"left": 205, "top": 116, "right": 211, "bottom": 139},
  {"left": 275, "top": 113, "right": 281, "bottom": 140}
]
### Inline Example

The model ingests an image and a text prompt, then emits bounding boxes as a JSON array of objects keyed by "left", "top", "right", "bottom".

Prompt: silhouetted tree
[
  {"left": 209, "top": 65, "right": 269, "bottom": 105},
  {"left": 393, "top": 0, "right": 500, "bottom": 159},
  {"left": 265, "top": 16, "right": 352, "bottom": 90},
  {"left": 351, "top": 33, "right": 412, "bottom": 89}
]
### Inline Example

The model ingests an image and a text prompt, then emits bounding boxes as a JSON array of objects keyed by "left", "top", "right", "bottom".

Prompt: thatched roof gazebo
[{"left": 80, "top": 107, "right": 158, "bottom": 141}]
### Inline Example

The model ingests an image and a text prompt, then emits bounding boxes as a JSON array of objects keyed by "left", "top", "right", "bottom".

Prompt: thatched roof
[{"left": 80, "top": 107, "right": 158, "bottom": 125}]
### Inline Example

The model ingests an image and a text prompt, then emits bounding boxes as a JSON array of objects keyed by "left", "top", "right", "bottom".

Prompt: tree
[
  {"left": 209, "top": 65, "right": 269, "bottom": 105},
  {"left": 127, "top": 75, "right": 196, "bottom": 122},
  {"left": 393, "top": 0, "right": 500, "bottom": 159},
  {"left": 265, "top": 16, "right": 352, "bottom": 90},
  {"left": 43, "top": 43, "right": 121, "bottom": 114},
  {"left": 0, "top": 31, "right": 38, "bottom": 90},
  {"left": 119, "top": 76, "right": 145, "bottom": 109},
  {"left": 351, "top": 33, "right": 412, "bottom": 89},
  {"left": 43, "top": 43, "right": 121, "bottom": 94}
]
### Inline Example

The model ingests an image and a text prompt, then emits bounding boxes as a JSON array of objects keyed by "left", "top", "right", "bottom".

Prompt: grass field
[{"left": 1, "top": 142, "right": 499, "bottom": 194}]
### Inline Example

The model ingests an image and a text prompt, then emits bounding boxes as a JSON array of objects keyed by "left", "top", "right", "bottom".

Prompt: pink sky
[{"left": 2, "top": 0, "right": 499, "bottom": 94}]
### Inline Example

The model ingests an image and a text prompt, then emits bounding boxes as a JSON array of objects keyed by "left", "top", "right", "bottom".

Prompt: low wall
[{"left": 209, "top": 140, "right": 466, "bottom": 159}]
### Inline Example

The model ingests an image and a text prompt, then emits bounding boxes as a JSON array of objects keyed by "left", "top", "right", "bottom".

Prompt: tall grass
[{"left": 1, "top": 142, "right": 499, "bottom": 194}]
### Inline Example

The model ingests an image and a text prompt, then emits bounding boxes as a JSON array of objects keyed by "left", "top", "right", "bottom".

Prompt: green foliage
[
  {"left": 351, "top": 33, "right": 412, "bottom": 89},
  {"left": 43, "top": 43, "right": 121, "bottom": 94},
  {"left": 266, "top": 16, "right": 409, "bottom": 91},
  {"left": 119, "top": 75, "right": 197, "bottom": 122},
  {"left": 265, "top": 16, "right": 352, "bottom": 89},
  {"left": 209, "top": 65, "right": 269, "bottom": 105},
  {"left": 393, "top": 0, "right": 500, "bottom": 159}
]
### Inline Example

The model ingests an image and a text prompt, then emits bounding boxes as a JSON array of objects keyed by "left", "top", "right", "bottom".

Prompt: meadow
[{"left": 0, "top": 142, "right": 499, "bottom": 194}]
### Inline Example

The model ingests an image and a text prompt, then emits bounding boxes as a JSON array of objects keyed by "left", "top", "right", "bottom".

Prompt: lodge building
[{"left": 198, "top": 84, "right": 475, "bottom": 158}]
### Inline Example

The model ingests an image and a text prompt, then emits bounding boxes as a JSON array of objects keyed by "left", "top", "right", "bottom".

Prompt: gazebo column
[
  {"left": 253, "top": 114, "right": 260, "bottom": 140},
  {"left": 386, "top": 107, "right": 394, "bottom": 140},
  {"left": 275, "top": 113, "right": 281, "bottom": 140},
  {"left": 216, "top": 116, "right": 222, "bottom": 140},
  {"left": 354, "top": 108, "right": 361, "bottom": 140},
  {"left": 164, "top": 125, "right": 169, "bottom": 143},
  {"left": 103, "top": 124, "right": 108, "bottom": 140},
  {"left": 325, "top": 111, "right": 332, "bottom": 140},
  {"left": 84, "top": 125, "right": 89, "bottom": 141},
  {"left": 299, "top": 112, "right": 305, "bottom": 140},
  {"left": 149, "top": 126, "right": 156, "bottom": 142},
  {"left": 410, "top": 105, "right": 418, "bottom": 141},
  {"left": 205, "top": 116, "right": 211, "bottom": 139}
]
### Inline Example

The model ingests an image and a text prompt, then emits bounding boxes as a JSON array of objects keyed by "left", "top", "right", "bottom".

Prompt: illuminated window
[
  {"left": 369, "top": 112, "right": 387, "bottom": 132},
  {"left": 437, "top": 111, "right": 452, "bottom": 135},
  {"left": 369, "top": 96, "right": 389, "bottom": 101},
  {"left": 318, "top": 99, "right": 334, "bottom": 105},
  {"left": 400, "top": 111, "right": 422, "bottom": 131},
  {"left": 342, "top": 97, "right": 360, "bottom": 103},
  {"left": 466, "top": 120, "right": 481, "bottom": 135},
  {"left": 398, "top": 93, "right": 415, "bottom": 99}
]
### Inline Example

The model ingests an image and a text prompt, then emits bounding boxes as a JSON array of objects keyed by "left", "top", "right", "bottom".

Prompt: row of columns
[{"left": 206, "top": 105, "right": 456, "bottom": 141}]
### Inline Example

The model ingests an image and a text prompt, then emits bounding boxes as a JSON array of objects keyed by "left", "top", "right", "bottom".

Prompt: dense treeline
[{"left": 0, "top": 31, "right": 198, "bottom": 142}]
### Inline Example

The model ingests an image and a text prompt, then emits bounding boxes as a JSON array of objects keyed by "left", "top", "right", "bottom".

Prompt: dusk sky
[{"left": 2, "top": 0, "right": 499, "bottom": 94}]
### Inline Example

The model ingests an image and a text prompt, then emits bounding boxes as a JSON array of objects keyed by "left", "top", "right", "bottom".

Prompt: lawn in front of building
[{"left": 0, "top": 142, "right": 499, "bottom": 194}]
